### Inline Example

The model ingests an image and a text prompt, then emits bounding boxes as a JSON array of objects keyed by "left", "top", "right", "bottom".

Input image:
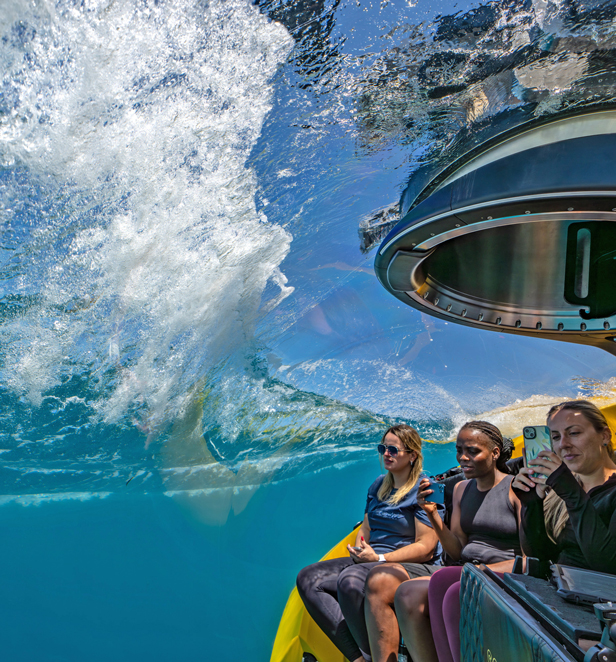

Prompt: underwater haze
[{"left": 2, "top": 0, "right": 616, "bottom": 659}]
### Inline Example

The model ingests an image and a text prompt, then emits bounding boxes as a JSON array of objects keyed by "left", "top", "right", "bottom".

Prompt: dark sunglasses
[{"left": 377, "top": 444, "right": 406, "bottom": 456}]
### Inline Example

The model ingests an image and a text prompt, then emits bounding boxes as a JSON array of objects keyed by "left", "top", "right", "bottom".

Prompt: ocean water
[{"left": 2, "top": 0, "right": 616, "bottom": 659}]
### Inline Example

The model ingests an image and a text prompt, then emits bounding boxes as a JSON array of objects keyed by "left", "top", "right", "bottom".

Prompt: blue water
[
  {"left": 0, "top": 451, "right": 457, "bottom": 662},
  {"left": 2, "top": 0, "right": 616, "bottom": 659}
]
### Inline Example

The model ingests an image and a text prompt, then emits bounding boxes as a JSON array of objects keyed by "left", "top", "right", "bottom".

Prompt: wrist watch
[{"left": 378, "top": 554, "right": 386, "bottom": 563}]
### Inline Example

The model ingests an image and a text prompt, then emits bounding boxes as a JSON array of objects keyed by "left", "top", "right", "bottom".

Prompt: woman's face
[
  {"left": 548, "top": 409, "right": 610, "bottom": 475},
  {"left": 381, "top": 432, "right": 417, "bottom": 474},
  {"left": 456, "top": 428, "right": 499, "bottom": 479}
]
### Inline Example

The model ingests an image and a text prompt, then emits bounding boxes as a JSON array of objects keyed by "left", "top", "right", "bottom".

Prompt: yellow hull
[
  {"left": 270, "top": 527, "right": 360, "bottom": 662},
  {"left": 270, "top": 403, "right": 616, "bottom": 662}
]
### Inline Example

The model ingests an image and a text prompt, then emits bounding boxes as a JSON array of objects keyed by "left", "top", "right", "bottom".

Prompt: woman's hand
[
  {"left": 512, "top": 465, "right": 549, "bottom": 499},
  {"left": 417, "top": 478, "right": 441, "bottom": 517},
  {"left": 528, "top": 450, "right": 562, "bottom": 480},
  {"left": 347, "top": 538, "right": 379, "bottom": 563}
]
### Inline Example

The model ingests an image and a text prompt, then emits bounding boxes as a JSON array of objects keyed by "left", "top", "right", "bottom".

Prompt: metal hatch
[{"left": 375, "top": 110, "right": 616, "bottom": 355}]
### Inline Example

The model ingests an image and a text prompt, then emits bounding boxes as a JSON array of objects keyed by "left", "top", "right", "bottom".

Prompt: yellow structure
[{"left": 270, "top": 527, "right": 360, "bottom": 662}]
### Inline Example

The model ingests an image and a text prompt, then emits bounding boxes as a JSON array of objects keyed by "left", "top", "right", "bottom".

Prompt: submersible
[{"left": 375, "top": 109, "right": 616, "bottom": 356}]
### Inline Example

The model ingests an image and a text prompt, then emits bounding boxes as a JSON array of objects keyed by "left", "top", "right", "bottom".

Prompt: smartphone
[
  {"left": 424, "top": 480, "right": 445, "bottom": 504},
  {"left": 522, "top": 425, "right": 552, "bottom": 477}
]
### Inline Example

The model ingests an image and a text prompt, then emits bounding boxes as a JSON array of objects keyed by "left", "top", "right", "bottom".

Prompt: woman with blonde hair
[
  {"left": 513, "top": 400, "right": 616, "bottom": 574},
  {"left": 296, "top": 424, "right": 443, "bottom": 662}
]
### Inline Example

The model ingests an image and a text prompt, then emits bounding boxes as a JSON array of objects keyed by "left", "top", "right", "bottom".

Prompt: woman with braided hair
[{"left": 361, "top": 420, "right": 522, "bottom": 662}]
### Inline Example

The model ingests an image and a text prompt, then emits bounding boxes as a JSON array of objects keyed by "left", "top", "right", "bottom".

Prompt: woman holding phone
[
  {"left": 363, "top": 421, "right": 522, "bottom": 662},
  {"left": 296, "top": 424, "right": 443, "bottom": 662},
  {"left": 512, "top": 400, "right": 616, "bottom": 575}
]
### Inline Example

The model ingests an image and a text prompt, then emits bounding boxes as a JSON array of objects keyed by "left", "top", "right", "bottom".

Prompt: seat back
[{"left": 460, "top": 564, "right": 579, "bottom": 662}]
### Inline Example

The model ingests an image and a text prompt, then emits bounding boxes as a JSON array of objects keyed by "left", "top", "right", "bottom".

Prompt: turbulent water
[{"left": 2, "top": 0, "right": 616, "bottom": 502}]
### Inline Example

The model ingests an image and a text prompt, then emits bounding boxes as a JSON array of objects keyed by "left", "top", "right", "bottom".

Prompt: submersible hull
[{"left": 375, "top": 110, "right": 616, "bottom": 356}]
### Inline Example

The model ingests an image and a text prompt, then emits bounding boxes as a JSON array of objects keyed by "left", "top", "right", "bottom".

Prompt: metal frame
[{"left": 375, "top": 118, "right": 616, "bottom": 356}]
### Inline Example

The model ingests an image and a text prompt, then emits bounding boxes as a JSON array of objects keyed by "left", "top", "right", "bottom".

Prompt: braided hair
[{"left": 459, "top": 420, "right": 513, "bottom": 473}]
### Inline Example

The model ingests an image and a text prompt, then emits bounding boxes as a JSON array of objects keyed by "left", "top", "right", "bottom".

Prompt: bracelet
[{"left": 378, "top": 554, "right": 386, "bottom": 563}]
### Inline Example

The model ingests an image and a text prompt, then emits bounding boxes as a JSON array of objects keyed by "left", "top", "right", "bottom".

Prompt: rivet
[
  {"left": 496, "top": 317, "right": 501, "bottom": 325},
  {"left": 558, "top": 323, "right": 564, "bottom": 331},
  {"left": 461, "top": 309, "right": 467, "bottom": 317},
  {"left": 455, "top": 224, "right": 461, "bottom": 228},
  {"left": 486, "top": 216, "right": 492, "bottom": 220},
  {"left": 605, "top": 321, "right": 611, "bottom": 330},
  {"left": 478, "top": 313, "right": 483, "bottom": 321},
  {"left": 581, "top": 322, "right": 587, "bottom": 331},
  {"left": 434, "top": 298, "right": 439, "bottom": 306},
  {"left": 515, "top": 320, "right": 521, "bottom": 327},
  {"left": 423, "top": 291, "right": 430, "bottom": 299},
  {"left": 412, "top": 243, "right": 416, "bottom": 247},
  {"left": 567, "top": 207, "right": 574, "bottom": 211},
  {"left": 525, "top": 211, "right": 530, "bottom": 214},
  {"left": 612, "top": 208, "right": 616, "bottom": 212},
  {"left": 430, "top": 233, "right": 435, "bottom": 237},
  {"left": 536, "top": 322, "right": 542, "bottom": 330},
  {"left": 446, "top": 304, "right": 452, "bottom": 312}
]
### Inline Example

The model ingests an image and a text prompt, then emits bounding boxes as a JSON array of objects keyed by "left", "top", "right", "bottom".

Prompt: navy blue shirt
[{"left": 365, "top": 474, "right": 444, "bottom": 561}]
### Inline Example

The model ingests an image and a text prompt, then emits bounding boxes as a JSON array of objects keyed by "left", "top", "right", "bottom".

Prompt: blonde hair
[
  {"left": 543, "top": 400, "right": 614, "bottom": 542},
  {"left": 377, "top": 424, "right": 423, "bottom": 505}
]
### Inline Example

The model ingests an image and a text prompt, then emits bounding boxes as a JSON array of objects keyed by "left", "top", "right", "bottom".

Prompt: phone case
[
  {"left": 425, "top": 481, "right": 445, "bottom": 504},
  {"left": 522, "top": 425, "right": 551, "bottom": 473}
]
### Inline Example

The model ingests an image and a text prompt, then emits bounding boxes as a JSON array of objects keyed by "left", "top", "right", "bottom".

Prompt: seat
[{"left": 459, "top": 564, "right": 580, "bottom": 662}]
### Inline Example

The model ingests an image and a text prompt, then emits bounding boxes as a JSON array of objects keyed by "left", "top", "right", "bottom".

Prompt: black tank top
[{"left": 459, "top": 474, "right": 521, "bottom": 564}]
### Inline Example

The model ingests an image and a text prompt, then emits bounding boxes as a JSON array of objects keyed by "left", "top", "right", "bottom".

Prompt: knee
[
  {"left": 296, "top": 563, "right": 318, "bottom": 598},
  {"left": 442, "top": 582, "right": 461, "bottom": 616},
  {"left": 365, "top": 564, "right": 406, "bottom": 600},
  {"left": 395, "top": 581, "right": 428, "bottom": 619},
  {"left": 336, "top": 565, "right": 364, "bottom": 599}
]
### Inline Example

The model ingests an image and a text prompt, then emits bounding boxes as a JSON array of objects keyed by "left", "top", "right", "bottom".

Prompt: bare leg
[
  {"left": 364, "top": 564, "right": 410, "bottom": 662},
  {"left": 395, "top": 578, "right": 438, "bottom": 662}
]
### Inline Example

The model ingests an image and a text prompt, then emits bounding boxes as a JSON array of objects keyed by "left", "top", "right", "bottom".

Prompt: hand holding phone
[{"left": 423, "top": 480, "right": 445, "bottom": 505}]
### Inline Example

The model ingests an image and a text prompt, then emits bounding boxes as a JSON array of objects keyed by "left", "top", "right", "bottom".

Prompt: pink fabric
[
  {"left": 428, "top": 567, "right": 506, "bottom": 662},
  {"left": 427, "top": 566, "right": 463, "bottom": 662},
  {"left": 442, "top": 580, "right": 462, "bottom": 662}
]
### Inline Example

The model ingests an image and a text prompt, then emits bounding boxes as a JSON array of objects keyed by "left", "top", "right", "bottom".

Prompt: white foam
[
  {"left": 0, "top": 491, "right": 111, "bottom": 507},
  {"left": 0, "top": 0, "right": 294, "bottom": 429}
]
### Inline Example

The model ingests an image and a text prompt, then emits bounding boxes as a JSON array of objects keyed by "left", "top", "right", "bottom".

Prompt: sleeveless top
[{"left": 459, "top": 474, "right": 522, "bottom": 564}]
